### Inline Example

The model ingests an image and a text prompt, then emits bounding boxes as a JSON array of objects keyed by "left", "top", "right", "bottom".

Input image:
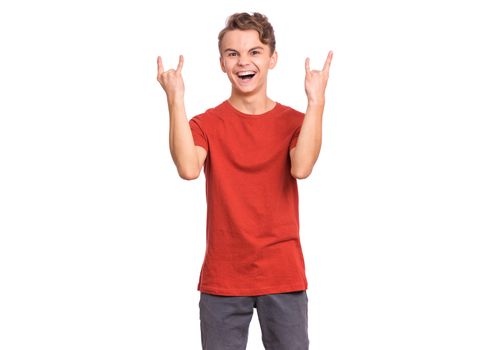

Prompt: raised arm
[
  {"left": 290, "top": 51, "right": 333, "bottom": 179},
  {"left": 157, "top": 55, "right": 207, "bottom": 180}
]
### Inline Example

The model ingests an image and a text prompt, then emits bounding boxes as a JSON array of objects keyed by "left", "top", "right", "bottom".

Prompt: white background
[{"left": 1, "top": 0, "right": 489, "bottom": 349}]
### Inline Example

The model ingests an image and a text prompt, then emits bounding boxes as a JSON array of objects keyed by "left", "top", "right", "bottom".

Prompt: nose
[{"left": 237, "top": 55, "right": 251, "bottom": 66}]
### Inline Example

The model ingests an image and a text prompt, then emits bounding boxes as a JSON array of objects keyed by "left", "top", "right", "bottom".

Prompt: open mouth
[{"left": 237, "top": 71, "right": 256, "bottom": 80}]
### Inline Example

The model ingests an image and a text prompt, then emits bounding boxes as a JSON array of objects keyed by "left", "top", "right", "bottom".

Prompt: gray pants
[{"left": 199, "top": 290, "right": 309, "bottom": 350}]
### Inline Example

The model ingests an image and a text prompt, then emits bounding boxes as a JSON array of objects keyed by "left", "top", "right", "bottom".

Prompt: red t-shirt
[{"left": 189, "top": 100, "right": 308, "bottom": 296}]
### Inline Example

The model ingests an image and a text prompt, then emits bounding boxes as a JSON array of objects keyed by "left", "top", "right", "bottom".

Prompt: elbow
[
  {"left": 290, "top": 167, "right": 311, "bottom": 180},
  {"left": 178, "top": 167, "right": 200, "bottom": 180}
]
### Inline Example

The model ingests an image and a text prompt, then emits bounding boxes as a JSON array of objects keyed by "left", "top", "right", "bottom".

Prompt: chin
[{"left": 233, "top": 82, "right": 261, "bottom": 95}]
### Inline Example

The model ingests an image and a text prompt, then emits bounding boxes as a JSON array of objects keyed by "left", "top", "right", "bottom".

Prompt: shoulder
[
  {"left": 190, "top": 101, "right": 228, "bottom": 124},
  {"left": 275, "top": 102, "right": 304, "bottom": 124}
]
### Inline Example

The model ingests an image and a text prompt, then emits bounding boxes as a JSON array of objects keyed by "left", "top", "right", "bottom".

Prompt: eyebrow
[{"left": 223, "top": 47, "right": 265, "bottom": 53}]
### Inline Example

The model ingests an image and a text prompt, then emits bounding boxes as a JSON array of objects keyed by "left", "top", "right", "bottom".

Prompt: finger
[
  {"left": 157, "top": 56, "right": 164, "bottom": 75},
  {"left": 322, "top": 51, "right": 333, "bottom": 73},
  {"left": 305, "top": 57, "right": 310, "bottom": 75},
  {"left": 176, "top": 54, "right": 184, "bottom": 73}
]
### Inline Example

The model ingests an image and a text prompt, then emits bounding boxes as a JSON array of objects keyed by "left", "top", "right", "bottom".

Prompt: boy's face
[{"left": 219, "top": 29, "right": 277, "bottom": 97}]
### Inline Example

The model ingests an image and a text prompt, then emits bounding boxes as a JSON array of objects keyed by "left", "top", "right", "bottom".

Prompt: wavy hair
[{"left": 218, "top": 12, "right": 276, "bottom": 55}]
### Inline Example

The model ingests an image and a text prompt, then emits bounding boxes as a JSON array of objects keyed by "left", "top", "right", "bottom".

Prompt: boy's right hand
[{"left": 157, "top": 55, "right": 185, "bottom": 101}]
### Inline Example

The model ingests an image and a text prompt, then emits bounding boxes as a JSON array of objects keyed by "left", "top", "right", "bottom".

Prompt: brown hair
[{"left": 218, "top": 12, "right": 276, "bottom": 55}]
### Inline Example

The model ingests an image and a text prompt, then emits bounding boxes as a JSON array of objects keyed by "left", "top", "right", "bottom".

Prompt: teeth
[{"left": 238, "top": 71, "right": 255, "bottom": 76}]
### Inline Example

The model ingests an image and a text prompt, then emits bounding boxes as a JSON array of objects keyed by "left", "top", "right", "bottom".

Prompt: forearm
[
  {"left": 291, "top": 101, "right": 324, "bottom": 178},
  {"left": 167, "top": 97, "right": 199, "bottom": 179}
]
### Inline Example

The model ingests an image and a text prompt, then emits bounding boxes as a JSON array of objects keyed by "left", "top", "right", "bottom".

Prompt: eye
[
  {"left": 251, "top": 50, "right": 261, "bottom": 56},
  {"left": 228, "top": 52, "right": 238, "bottom": 57}
]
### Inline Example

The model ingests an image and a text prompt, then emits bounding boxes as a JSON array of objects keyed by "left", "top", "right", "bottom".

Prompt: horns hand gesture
[
  {"left": 304, "top": 51, "right": 333, "bottom": 104},
  {"left": 157, "top": 55, "right": 185, "bottom": 100}
]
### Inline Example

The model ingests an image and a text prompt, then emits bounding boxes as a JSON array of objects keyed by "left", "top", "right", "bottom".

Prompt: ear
[
  {"left": 269, "top": 51, "right": 278, "bottom": 69},
  {"left": 219, "top": 56, "right": 226, "bottom": 73}
]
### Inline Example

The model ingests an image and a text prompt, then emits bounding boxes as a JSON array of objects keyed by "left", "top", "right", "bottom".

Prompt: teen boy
[{"left": 157, "top": 12, "right": 332, "bottom": 350}]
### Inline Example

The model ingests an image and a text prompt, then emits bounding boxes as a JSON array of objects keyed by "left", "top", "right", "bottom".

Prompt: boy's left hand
[{"left": 304, "top": 51, "right": 333, "bottom": 105}]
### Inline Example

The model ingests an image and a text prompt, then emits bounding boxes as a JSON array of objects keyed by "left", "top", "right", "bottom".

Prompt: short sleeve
[
  {"left": 289, "top": 125, "right": 302, "bottom": 150},
  {"left": 189, "top": 118, "right": 209, "bottom": 152}
]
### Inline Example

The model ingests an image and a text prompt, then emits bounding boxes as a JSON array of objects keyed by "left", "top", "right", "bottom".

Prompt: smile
[{"left": 237, "top": 71, "right": 256, "bottom": 80}]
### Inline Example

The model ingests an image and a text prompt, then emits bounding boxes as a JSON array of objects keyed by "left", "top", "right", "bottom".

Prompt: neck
[{"left": 228, "top": 93, "right": 275, "bottom": 115}]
